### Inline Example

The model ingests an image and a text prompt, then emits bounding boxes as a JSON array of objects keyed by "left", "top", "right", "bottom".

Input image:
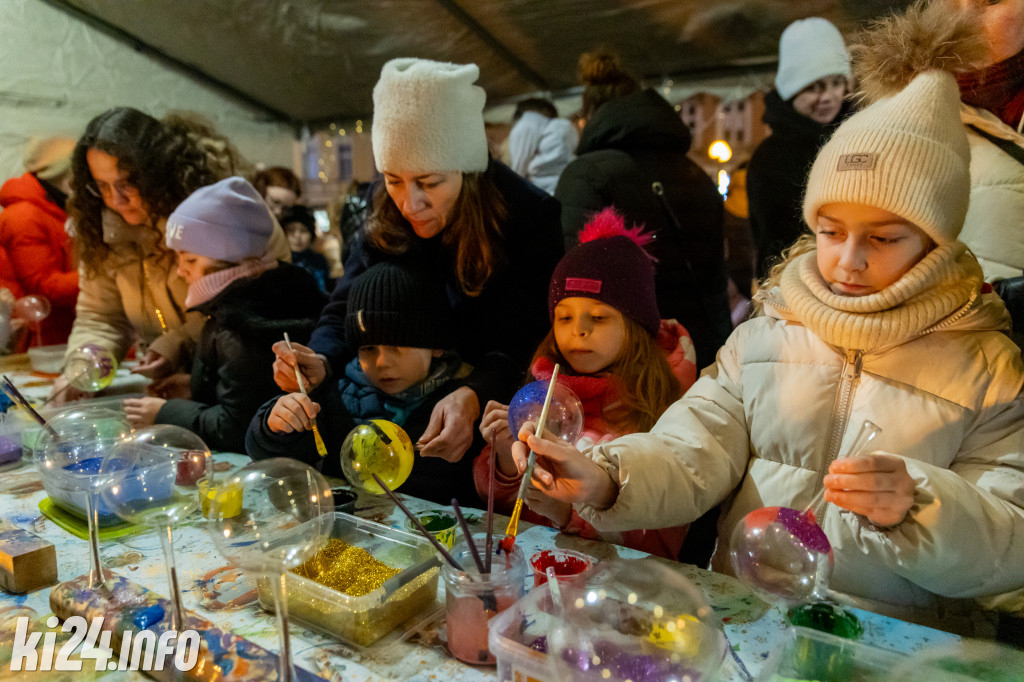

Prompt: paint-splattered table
[
  {"left": 0, "top": 452, "right": 959, "bottom": 681},
  {"left": 0, "top": 356, "right": 958, "bottom": 680}
]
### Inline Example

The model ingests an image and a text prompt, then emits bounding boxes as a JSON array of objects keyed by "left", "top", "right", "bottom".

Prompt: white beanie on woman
[
  {"left": 776, "top": 18, "right": 851, "bottom": 100},
  {"left": 371, "top": 58, "right": 489, "bottom": 174}
]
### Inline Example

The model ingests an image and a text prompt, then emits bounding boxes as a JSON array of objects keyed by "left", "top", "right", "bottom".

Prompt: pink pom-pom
[{"left": 578, "top": 207, "right": 654, "bottom": 254}]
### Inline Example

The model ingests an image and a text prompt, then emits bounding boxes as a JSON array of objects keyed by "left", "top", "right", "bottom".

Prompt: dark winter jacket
[
  {"left": 0, "top": 173, "right": 77, "bottom": 347},
  {"left": 246, "top": 354, "right": 483, "bottom": 506},
  {"left": 307, "top": 160, "right": 563, "bottom": 408},
  {"left": 555, "top": 88, "right": 732, "bottom": 370},
  {"left": 292, "top": 248, "right": 332, "bottom": 293},
  {"left": 747, "top": 91, "right": 853, "bottom": 279},
  {"left": 157, "top": 263, "right": 327, "bottom": 452}
]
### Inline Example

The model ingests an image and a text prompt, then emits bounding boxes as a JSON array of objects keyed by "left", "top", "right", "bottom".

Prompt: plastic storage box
[
  {"left": 489, "top": 583, "right": 559, "bottom": 682},
  {"left": 256, "top": 512, "right": 442, "bottom": 648},
  {"left": 27, "top": 344, "right": 66, "bottom": 374},
  {"left": 757, "top": 626, "right": 902, "bottom": 681}
]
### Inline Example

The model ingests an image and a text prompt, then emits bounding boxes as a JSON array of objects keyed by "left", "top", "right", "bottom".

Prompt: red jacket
[
  {"left": 0, "top": 173, "right": 77, "bottom": 348},
  {"left": 473, "top": 319, "right": 698, "bottom": 560}
]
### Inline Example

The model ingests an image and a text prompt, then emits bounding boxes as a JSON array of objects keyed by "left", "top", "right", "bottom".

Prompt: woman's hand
[
  {"left": 418, "top": 386, "right": 480, "bottom": 462},
  {"left": 147, "top": 373, "right": 192, "bottom": 400},
  {"left": 123, "top": 397, "right": 166, "bottom": 428},
  {"left": 824, "top": 454, "right": 916, "bottom": 528},
  {"left": 267, "top": 393, "right": 321, "bottom": 434},
  {"left": 479, "top": 401, "right": 516, "bottom": 475},
  {"left": 511, "top": 423, "right": 619, "bottom": 510},
  {"left": 46, "top": 376, "right": 89, "bottom": 406},
  {"left": 131, "top": 350, "right": 173, "bottom": 380},
  {"left": 272, "top": 341, "right": 326, "bottom": 392}
]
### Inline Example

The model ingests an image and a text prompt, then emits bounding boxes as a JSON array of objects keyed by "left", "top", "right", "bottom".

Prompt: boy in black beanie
[{"left": 246, "top": 261, "right": 480, "bottom": 505}]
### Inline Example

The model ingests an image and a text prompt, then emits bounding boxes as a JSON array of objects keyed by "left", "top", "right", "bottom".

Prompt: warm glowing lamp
[{"left": 708, "top": 140, "right": 732, "bottom": 163}]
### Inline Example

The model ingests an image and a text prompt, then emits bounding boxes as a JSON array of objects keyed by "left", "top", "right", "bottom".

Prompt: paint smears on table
[{"left": 292, "top": 538, "right": 399, "bottom": 596}]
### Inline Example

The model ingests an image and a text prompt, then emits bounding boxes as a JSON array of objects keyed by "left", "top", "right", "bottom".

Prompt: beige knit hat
[
  {"left": 23, "top": 136, "right": 76, "bottom": 181},
  {"left": 802, "top": 70, "right": 969, "bottom": 246},
  {"left": 371, "top": 58, "right": 489, "bottom": 174}
]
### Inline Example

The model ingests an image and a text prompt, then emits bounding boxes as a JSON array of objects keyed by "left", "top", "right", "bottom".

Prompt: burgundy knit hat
[{"left": 548, "top": 208, "right": 660, "bottom": 336}]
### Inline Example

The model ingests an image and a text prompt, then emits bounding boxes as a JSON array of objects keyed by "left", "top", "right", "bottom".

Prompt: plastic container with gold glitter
[{"left": 256, "top": 512, "right": 442, "bottom": 648}]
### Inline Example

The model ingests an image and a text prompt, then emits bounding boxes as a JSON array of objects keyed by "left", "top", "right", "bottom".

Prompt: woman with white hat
[
  {"left": 747, "top": 17, "right": 855, "bottom": 279},
  {"left": 274, "top": 58, "right": 563, "bottom": 464}
]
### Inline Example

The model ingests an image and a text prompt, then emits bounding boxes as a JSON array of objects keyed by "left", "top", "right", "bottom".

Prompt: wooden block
[{"left": 0, "top": 517, "right": 58, "bottom": 593}]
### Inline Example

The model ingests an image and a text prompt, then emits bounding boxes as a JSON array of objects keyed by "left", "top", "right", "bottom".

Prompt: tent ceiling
[{"left": 44, "top": 0, "right": 914, "bottom": 127}]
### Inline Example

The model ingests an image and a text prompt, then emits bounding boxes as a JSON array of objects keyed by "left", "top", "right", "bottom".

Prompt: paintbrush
[
  {"left": 282, "top": 333, "right": 327, "bottom": 458},
  {"left": 1, "top": 375, "right": 58, "bottom": 439},
  {"left": 485, "top": 432, "right": 496, "bottom": 574},
  {"left": 500, "top": 364, "right": 560, "bottom": 554},
  {"left": 372, "top": 473, "right": 464, "bottom": 571}
]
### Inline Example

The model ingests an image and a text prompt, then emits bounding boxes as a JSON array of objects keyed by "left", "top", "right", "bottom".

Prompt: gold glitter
[{"left": 292, "top": 538, "right": 400, "bottom": 596}]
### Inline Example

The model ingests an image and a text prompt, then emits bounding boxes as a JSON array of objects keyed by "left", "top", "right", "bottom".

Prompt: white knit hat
[
  {"left": 776, "top": 18, "right": 851, "bottom": 101},
  {"left": 371, "top": 58, "right": 489, "bottom": 174},
  {"left": 803, "top": 70, "right": 970, "bottom": 246}
]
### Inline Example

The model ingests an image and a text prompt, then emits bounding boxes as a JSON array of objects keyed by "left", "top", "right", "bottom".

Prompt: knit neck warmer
[
  {"left": 531, "top": 355, "right": 625, "bottom": 433},
  {"left": 340, "top": 352, "right": 469, "bottom": 427},
  {"left": 957, "top": 48, "right": 1024, "bottom": 131},
  {"left": 185, "top": 253, "right": 277, "bottom": 308},
  {"left": 768, "top": 242, "right": 982, "bottom": 352}
]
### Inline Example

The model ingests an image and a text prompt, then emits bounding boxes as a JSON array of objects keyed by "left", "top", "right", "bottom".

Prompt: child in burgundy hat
[{"left": 474, "top": 207, "right": 698, "bottom": 560}]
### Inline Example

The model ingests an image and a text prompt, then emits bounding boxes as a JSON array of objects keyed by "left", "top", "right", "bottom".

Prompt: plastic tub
[
  {"left": 256, "top": 512, "right": 442, "bottom": 648},
  {"left": 757, "top": 626, "right": 902, "bottom": 681},
  {"left": 27, "top": 344, "right": 66, "bottom": 374}
]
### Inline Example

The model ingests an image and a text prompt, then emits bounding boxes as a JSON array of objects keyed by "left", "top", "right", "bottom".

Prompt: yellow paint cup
[
  {"left": 405, "top": 512, "right": 457, "bottom": 549},
  {"left": 198, "top": 476, "right": 243, "bottom": 519}
]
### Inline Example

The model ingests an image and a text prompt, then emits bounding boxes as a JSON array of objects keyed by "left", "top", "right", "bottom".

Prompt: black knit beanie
[
  {"left": 280, "top": 205, "right": 317, "bottom": 239},
  {"left": 345, "top": 262, "right": 454, "bottom": 349},
  {"left": 548, "top": 207, "right": 660, "bottom": 336}
]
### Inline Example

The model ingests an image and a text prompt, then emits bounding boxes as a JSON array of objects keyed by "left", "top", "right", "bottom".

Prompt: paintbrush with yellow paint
[
  {"left": 283, "top": 332, "right": 328, "bottom": 457},
  {"left": 500, "top": 364, "right": 560, "bottom": 554}
]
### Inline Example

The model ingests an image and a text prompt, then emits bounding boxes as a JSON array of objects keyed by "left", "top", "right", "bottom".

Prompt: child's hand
[
  {"left": 524, "top": 485, "right": 572, "bottom": 528},
  {"left": 267, "top": 393, "right": 320, "bottom": 434},
  {"left": 512, "top": 422, "right": 619, "bottom": 510},
  {"left": 479, "top": 401, "right": 516, "bottom": 475},
  {"left": 824, "top": 454, "right": 916, "bottom": 528},
  {"left": 122, "top": 397, "right": 166, "bottom": 428},
  {"left": 272, "top": 340, "right": 326, "bottom": 392}
]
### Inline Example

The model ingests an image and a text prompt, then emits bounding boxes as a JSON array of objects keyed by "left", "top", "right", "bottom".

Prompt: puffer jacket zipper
[{"left": 812, "top": 348, "right": 863, "bottom": 521}]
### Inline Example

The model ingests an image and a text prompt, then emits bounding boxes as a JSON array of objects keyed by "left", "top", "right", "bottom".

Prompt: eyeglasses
[{"left": 85, "top": 178, "right": 139, "bottom": 202}]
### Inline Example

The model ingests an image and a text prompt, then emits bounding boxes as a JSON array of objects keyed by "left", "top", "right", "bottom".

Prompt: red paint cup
[{"left": 530, "top": 549, "right": 593, "bottom": 587}]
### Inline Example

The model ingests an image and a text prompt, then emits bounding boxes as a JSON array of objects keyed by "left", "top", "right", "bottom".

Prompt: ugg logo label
[
  {"left": 166, "top": 221, "right": 184, "bottom": 242},
  {"left": 837, "top": 153, "right": 876, "bottom": 171},
  {"left": 565, "top": 277, "right": 602, "bottom": 294}
]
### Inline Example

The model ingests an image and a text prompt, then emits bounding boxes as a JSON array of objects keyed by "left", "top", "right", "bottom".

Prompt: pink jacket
[{"left": 473, "top": 319, "right": 697, "bottom": 559}]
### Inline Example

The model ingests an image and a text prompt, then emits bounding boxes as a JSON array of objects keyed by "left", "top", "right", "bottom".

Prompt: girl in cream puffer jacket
[{"left": 511, "top": 27, "right": 1024, "bottom": 633}]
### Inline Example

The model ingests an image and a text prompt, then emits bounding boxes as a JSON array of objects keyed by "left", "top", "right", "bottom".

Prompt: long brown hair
[
  {"left": 532, "top": 316, "right": 681, "bottom": 434},
  {"left": 365, "top": 172, "right": 508, "bottom": 297},
  {"left": 69, "top": 107, "right": 247, "bottom": 276}
]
